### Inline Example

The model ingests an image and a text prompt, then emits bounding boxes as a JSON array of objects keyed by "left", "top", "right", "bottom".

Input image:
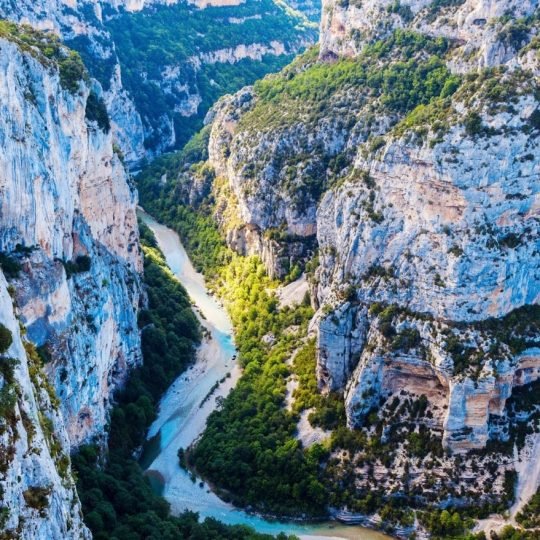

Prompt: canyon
[
  {"left": 0, "top": 2, "right": 315, "bottom": 537},
  {"left": 0, "top": 0, "right": 315, "bottom": 162},
  {"left": 0, "top": 0, "right": 539, "bottom": 538}
]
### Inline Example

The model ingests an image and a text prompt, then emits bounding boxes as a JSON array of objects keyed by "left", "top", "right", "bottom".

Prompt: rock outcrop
[{"left": 319, "top": 0, "right": 536, "bottom": 67}]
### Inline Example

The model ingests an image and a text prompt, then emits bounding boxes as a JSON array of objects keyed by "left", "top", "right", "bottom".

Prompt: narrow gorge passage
[{"left": 139, "top": 210, "right": 390, "bottom": 540}]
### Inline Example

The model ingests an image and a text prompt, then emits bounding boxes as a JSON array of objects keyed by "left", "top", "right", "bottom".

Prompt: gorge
[{"left": 0, "top": 0, "right": 539, "bottom": 539}]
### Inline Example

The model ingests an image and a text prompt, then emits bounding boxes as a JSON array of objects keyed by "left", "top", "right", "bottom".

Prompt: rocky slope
[
  {"left": 319, "top": 0, "right": 536, "bottom": 66},
  {"left": 166, "top": 0, "right": 540, "bottom": 521},
  {"left": 0, "top": 25, "right": 141, "bottom": 537}
]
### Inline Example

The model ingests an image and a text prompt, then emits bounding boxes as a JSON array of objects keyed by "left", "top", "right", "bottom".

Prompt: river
[{"left": 139, "top": 210, "right": 389, "bottom": 540}]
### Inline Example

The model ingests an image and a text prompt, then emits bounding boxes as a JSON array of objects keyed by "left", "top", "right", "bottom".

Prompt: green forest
[
  {"left": 137, "top": 193, "right": 328, "bottom": 515},
  {"left": 73, "top": 224, "right": 294, "bottom": 539}
]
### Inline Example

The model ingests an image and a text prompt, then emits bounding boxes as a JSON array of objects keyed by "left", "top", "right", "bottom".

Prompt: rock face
[
  {"left": 199, "top": 0, "right": 540, "bottom": 456},
  {"left": 319, "top": 0, "right": 536, "bottom": 67},
  {"left": 312, "top": 0, "right": 540, "bottom": 452},
  {"left": 0, "top": 30, "right": 142, "bottom": 444},
  {"left": 0, "top": 273, "right": 90, "bottom": 539},
  {"left": 0, "top": 28, "right": 141, "bottom": 536}
]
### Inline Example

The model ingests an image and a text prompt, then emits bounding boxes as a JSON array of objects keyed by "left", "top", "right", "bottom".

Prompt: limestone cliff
[
  {"left": 0, "top": 24, "right": 142, "bottom": 443},
  {"left": 0, "top": 26, "right": 141, "bottom": 536},
  {"left": 320, "top": 0, "right": 536, "bottom": 67}
]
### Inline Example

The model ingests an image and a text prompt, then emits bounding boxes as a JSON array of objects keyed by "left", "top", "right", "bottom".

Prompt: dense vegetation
[
  {"left": 77, "top": 0, "right": 314, "bottom": 150},
  {"left": 517, "top": 487, "right": 540, "bottom": 529},
  {"left": 138, "top": 198, "right": 327, "bottom": 515},
  {"left": 85, "top": 90, "right": 111, "bottom": 133},
  {"left": 291, "top": 339, "right": 345, "bottom": 429},
  {"left": 242, "top": 30, "right": 460, "bottom": 132},
  {"left": 73, "top": 225, "right": 291, "bottom": 539},
  {"left": 191, "top": 254, "right": 327, "bottom": 515}
]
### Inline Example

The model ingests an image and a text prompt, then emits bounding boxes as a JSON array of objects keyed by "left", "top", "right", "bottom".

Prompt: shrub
[
  {"left": 529, "top": 108, "right": 540, "bottom": 131},
  {"left": 419, "top": 508, "right": 470, "bottom": 537},
  {"left": 464, "top": 112, "right": 484, "bottom": 136},
  {"left": 0, "top": 252, "right": 21, "bottom": 278},
  {"left": 0, "top": 325, "right": 13, "bottom": 354},
  {"left": 387, "top": 0, "right": 414, "bottom": 23},
  {"left": 425, "top": 0, "right": 466, "bottom": 22},
  {"left": 23, "top": 486, "right": 51, "bottom": 516},
  {"left": 516, "top": 487, "right": 540, "bottom": 528},
  {"left": 58, "top": 51, "right": 86, "bottom": 93},
  {"left": 63, "top": 255, "right": 92, "bottom": 278},
  {"left": 0, "top": 363, "right": 17, "bottom": 425},
  {"left": 498, "top": 22, "right": 530, "bottom": 51},
  {"left": 391, "top": 327, "right": 421, "bottom": 351},
  {"left": 85, "top": 91, "right": 110, "bottom": 133}
]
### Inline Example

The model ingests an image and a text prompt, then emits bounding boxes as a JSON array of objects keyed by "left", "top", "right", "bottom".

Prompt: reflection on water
[{"left": 138, "top": 209, "right": 390, "bottom": 540}]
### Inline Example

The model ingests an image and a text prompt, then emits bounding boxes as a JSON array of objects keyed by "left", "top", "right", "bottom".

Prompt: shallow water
[{"left": 139, "top": 209, "right": 390, "bottom": 540}]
